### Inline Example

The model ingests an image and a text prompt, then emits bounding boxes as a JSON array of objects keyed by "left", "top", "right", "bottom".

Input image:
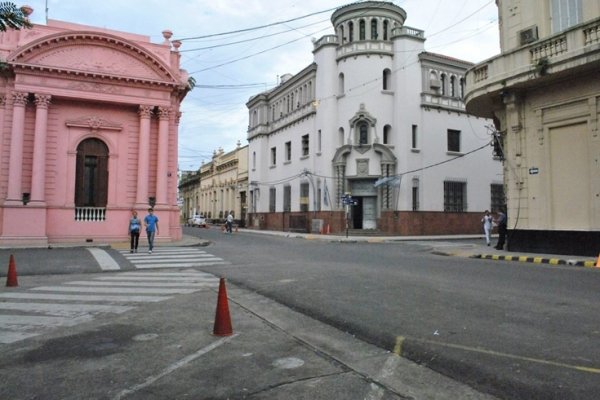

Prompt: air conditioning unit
[{"left": 519, "top": 26, "right": 538, "bottom": 45}]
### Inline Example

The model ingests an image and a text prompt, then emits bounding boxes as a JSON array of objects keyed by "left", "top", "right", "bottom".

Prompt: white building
[{"left": 246, "top": 1, "right": 503, "bottom": 235}]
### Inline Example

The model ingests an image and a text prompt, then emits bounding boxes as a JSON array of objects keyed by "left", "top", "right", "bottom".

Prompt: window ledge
[
  {"left": 269, "top": 165, "right": 276, "bottom": 169},
  {"left": 300, "top": 155, "right": 309, "bottom": 160},
  {"left": 411, "top": 148, "right": 420, "bottom": 153},
  {"left": 284, "top": 160, "right": 291, "bottom": 165},
  {"left": 446, "top": 151, "right": 463, "bottom": 156}
]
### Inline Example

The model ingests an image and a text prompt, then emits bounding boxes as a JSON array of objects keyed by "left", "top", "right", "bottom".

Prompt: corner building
[
  {"left": 465, "top": 0, "right": 600, "bottom": 255},
  {"left": 0, "top": 7, "right": 189, "bottom": 245},
  {"left": 247, "top": 2, "right": 502, "bottom": 235}
]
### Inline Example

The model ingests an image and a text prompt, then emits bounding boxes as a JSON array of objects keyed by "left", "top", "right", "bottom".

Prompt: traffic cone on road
[
  {"left": 213, "top": 277, "right": 233, "bottom": 336},
  {"left": 6, "top": 254, "right": 18, "bottom": 287},
  {"left": 595, "top": 253, "right": 600, "bottom": 268}
]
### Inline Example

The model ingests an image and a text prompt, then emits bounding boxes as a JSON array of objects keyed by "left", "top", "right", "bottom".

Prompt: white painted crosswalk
[
  {"left": 119, "top": 247, "right": 229, "bottom": 269},
  {"left": 0, "top": 270, "right": 219, "bottom": 344}
]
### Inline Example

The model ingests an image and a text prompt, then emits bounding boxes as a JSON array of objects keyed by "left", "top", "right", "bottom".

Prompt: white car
[{"left": 188, "top": 215, "right": 206, "bottom": 227}]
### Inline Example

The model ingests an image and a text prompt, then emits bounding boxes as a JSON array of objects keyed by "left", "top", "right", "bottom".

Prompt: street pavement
[{"left": 0, "top": 228, "right": 597, "bottom": 399}]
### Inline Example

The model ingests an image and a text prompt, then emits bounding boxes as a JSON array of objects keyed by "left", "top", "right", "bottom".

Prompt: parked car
[{"left": 188, "top": 214, "right": 207, "bottom": 227}]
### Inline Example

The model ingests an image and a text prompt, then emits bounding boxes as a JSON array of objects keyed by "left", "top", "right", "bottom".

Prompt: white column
[
  {"left": 136, "top": 105, "right": 153, "bottom": 205},
  {"left": 6, "top": 92, "right": 28, "bottom": 202},
  {"left": 30, "top": 94, "right": 51, "bottom": 203}
]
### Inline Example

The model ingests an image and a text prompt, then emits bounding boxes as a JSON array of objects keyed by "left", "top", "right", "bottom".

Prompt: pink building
[{"left": 0, "top": 7, "right": 190, "bottom": 245}]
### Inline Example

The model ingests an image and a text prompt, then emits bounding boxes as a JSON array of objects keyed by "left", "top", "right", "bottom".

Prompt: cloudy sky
[{"left": 22, "top": 0, "right": 500, "bottom": 171}]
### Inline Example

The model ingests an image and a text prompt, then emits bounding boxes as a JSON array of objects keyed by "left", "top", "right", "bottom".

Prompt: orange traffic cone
[
  {"left": 596, "top": 253, "right": 600, "bottom": 268},
  {"left": 6, "top": 254, "right": 18, "bottom": 287},
  {"left": 213, "top": 277, "right": 233, "bottom": 336}
]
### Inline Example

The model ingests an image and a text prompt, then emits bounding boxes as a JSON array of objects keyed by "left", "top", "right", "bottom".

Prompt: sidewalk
[{"left": 236, "top": 228, "right": 598, "bottom": 268}]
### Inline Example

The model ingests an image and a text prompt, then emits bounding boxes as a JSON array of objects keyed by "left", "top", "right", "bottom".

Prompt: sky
[{"left": 22, "top": 0, "right": 500, "bottom": 171}]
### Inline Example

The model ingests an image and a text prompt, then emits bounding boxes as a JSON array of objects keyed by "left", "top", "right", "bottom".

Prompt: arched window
[
  {"left": 298, "top": 87, "right": 303, "bottom": 106},
  {"left": 252, "top": 110, "right": 258, "bottom": 126},
  {"left": 359, "top": 19, "right": 366, "bottom": 40},
  {"left": 359, "top": 122, "right": 369, "bottom": 145},
  {"left": 348, "top": 21, "right": 354, "bottom": 42},
  {"left": 338, "top": 73, "right": 345, "bottom": 95},
  {"left": 382, "top": 69, "right": 391, "bottom": 90},
  {"left": 450, "top": 76, "right": 456, "bottom": 97},
  {"left": 371, "top": 19, "right": 378, "bottom": 39},
  {"left": 339, "top": 127, "right": 345, "bottom": 146},
  {"left": 440, "top": 73, "right": 447, "bottom": 96},
  {"left": 383, "top": 125, "right": 392, "bottom": 144},
  {"left": 383, "top": 20, "right": 389, "bottom": 40},
  {"left": 459, "top": 77, "right": 465, "bottom": 99},
  {"left": 339, "top": 25, "right": 345, "bottom": 43},
  {"left": 75, "top": 138, "right": 109, "bottom": 207}
]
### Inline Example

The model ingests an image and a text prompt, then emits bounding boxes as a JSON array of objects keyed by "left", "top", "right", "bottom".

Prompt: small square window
[{"left": 447, "top": 129, "right": 461, "bottom": 152}]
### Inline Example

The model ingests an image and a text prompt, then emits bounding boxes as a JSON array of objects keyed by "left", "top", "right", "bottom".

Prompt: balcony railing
[{"left": 75, "top": 207, "right": 106, "bottom": 221}]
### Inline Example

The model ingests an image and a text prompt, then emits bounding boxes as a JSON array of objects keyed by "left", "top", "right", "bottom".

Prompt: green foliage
[{"left": 0, "top": 2, "right": 33, "bottom": 32}]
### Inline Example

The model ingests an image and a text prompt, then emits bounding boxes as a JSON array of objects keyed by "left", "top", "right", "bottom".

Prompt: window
[
  {"left": 383, "top": 20, "right": 389, "bottom": 40},
  {"left": 444, "top": 181, "right": 467, "bottom": 212},
  {"left": 359, "top": 19, "right": 366, "bottom": 40},
  {"left": 348, "top": 21, "right": 354, "bottom": 42},
  {"left": 270, "top": 147, "right": 276, "bottom": 166},
  {"left": 447, "top": 129, "right": 461, "bottom": 152},
  {"left": 252, "top": 151, "right": 256, "bottom": 170},
  {"left": 75, "top": 138, "right": 109, "bottom": 207},
  {"left": 490, "top": 184, "right": 505, "bottom": 212},
  {"left": 382, "top": 69, "right": 391, "bottom": 90},
  {"left": 371, "top": 19, "right": 378, "bottom": 39},
  {"left": 440, "top": 73, "right": 447, "bottom": 96},
  {"left": 459, "top": 77, "right": 465, "bottom": 99},
  {"left": 283, "top": 185, "right": 291, "bottom": 212},
  {"left": 412, "top": 179, "right": 420, "bottom": 211},
  {"left": 450, "top": 76, "right": 456, "bottom": 97},
  {"left": 339, "top": 127, "right": 345, "bottom": 146},
  {"left": 300, "top": 182, "right": 310, "bottom": 212},
  {"left": 552, "top": 0, "right": 582, "bottom": 33},
  {"left": 338, "top": 73, "right": 345, "bottom": 95},
  {"left": 340, "top": 25, "right": 345, "bottom": 43},
  {"left": 269, "top": 187, "right": 276, "bottom": 212},
  {"left": 302, "top": 134, "right": 309, "bottom": 156},
  {"left": 411, "top": 124, "right": 418, "bottom": 149},
  {"left": 285, "top": 141, "right": 291, "bottom": 161},
  {"left": 317, "top": 130, "right": 322, "bottom": 153},
  {"left": 359, "top": 122, "right": 368, "bottom": 145},
  {"left": 383, "top": 125, "right": 391, "bottom": 144}
]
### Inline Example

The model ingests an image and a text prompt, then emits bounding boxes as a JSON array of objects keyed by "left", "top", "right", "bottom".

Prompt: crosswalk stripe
[
  {"left": 31, "top": 286, "right": 198, "bottom": 294},
  {"left": 94, "top": 276, "right": 217, "bottom": 282},
  {"left": 118, "top": 246, "right": 228, "bottom": 269},
  {"left": 0, "top": 331, "right": 40, "bottom": 344},
  {"left": 0, "top": 314, "right": 93, "bottom": 327},
  {"left": 0, "top": 292, "right": 171, "bottom": 302},
  {"left": 0, "top": 302, "right": 134, "bottom": 316},
  {"left": 117, "top": 271, "right": 214, "bottom": 277},
  {"left": 87, "top": 248, "right": 121, "bottom": 270},
  {"left": 64, "top": 281, "right": 217, "bottom": 287}
]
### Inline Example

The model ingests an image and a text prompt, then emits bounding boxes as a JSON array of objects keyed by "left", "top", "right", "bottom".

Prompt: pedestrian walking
[
  {"left": 144, "top": 208, "right": 159, "bottom": 253},
  {"left": 494, "top": 208, "right": 507, "bottom": 250},
  {"left": 128, "top": 210, "right": 141, "bottom": 253},
  {"left": 226, "top": 212, "right": 234, "bottom": 233},
  {"left": 481, "top": 210, "right": 493, "bottom": 246}
]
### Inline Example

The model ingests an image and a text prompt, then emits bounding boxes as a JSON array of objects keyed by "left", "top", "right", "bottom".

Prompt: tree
[{"left": 0, "top": 2, "right": 32, "bottom": 32}]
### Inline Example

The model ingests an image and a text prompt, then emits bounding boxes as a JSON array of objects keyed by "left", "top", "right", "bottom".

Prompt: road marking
[
  {"left": 64, "top": 281, "right": 217, "bottom": 288},
  {"left": 113, "top": 334, "right": 239, "bottom": 400},
  {"left": 119, "top": 247, "right": 228, "bottom": 269},
  {"left": 0, "top": 314, "right": 93, "bottom": 327},
  {"left": 87, "top": 248, "right": 121, "bottom": 270},
  {"left": 31, "top": 286, "right": 197, "bottom": 295},
  {"left": 397, "top": 335, "right": 600, "bottom": 374},
  {"left": 0, "top": 292, "right": 171, "bottom": 302},
  {"left": 94, "top": 276, "right": 217, "bottom": 282},
  {"left": 0, "top": 302, "right": 133, "bottom": 316}
]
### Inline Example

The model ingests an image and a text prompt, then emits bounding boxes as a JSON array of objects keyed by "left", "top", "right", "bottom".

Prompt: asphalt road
[{"left": 186, "top": 227, "right": 600, "bottom": 400}]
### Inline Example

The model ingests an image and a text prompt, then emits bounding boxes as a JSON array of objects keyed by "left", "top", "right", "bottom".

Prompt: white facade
[{"left": 247, "top": 2, "right": 502, "bottom": 232}]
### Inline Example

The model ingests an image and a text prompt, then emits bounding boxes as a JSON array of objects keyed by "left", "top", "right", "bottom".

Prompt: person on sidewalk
[
  {"left": 128, "top": 210, "right": 141, "bottom": 253},
  {"left": 226, "top": 212, "right": 234, "bottom": 234},
  {"left": 481, "top": 210, "right": 493, "bottom": 246},
  {"left": 494, "top": 209, "right": 507, "bottom": 250},
  {"left": 144, "top": 208, "right": 159, "bottom": 253}
]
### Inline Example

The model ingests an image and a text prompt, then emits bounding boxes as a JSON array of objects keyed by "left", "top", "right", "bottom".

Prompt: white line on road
[
  {"left": 31, "top": 286, "right": 198, "bottom": 294},
  {"left": 64, "top": 281, "right": 217, "bottom": 287},
  {"left": 94, "top": 276, "right": 219, "bottom": 282},
  {"left": 87, "top": 248, "right": 121, "bottom": 270},
  {"left": 0, "top": 314, "right": 93, "bottom": 327},
  {"left": 0, "top": 302, "right": 133, "bottom": 316},
  {"left": 135, "top": 261, "right": 229, "bottom": 269},
  {"left": 0, "top": 292, "right": 171, "bottom": 302}
]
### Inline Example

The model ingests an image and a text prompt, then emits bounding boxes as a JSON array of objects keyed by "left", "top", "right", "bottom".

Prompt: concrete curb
[{"left": 472, "top": 253, "right": 597, "bottom": 268}]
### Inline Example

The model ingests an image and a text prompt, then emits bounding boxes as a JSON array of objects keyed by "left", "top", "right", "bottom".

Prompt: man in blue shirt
[{"left": 144, "top": 208, "right": 159, "bottom": 253}]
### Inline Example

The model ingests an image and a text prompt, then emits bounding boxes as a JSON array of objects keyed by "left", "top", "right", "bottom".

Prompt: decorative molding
[
  {"left": 157, "top": 106, "right": 171, "bottom": 120},
  {"left": 34, "top": 94, "right": 52, "bottom": 108},
  {"left": 11, "top": 91, "right": 28, "bottom": 106},
  {"left": 138, "top": 105, "right": 154, "bottom": 118},
  {"left": 65, "top": 116, "right": 123, "bottom": 131}
]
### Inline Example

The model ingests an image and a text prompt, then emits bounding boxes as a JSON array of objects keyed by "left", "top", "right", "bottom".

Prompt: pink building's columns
[
  {"left": 135, "top": 105, "right": 153, "bottom": 206},
  {"left": 30, "top": 94, "right": 51, "bottom": 204},
  {"left": 156, "top": 106, "right": 170, "bottom": 205},
  {"left": 5, "top": 92, "right": 28, "bottom": 204}
]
